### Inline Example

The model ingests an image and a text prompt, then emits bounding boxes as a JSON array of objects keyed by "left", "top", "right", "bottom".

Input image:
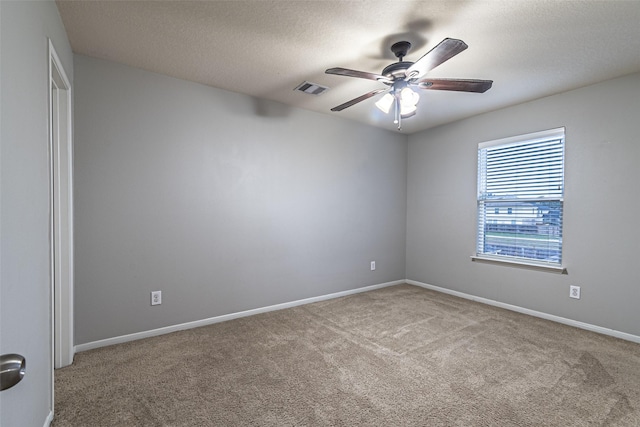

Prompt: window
[{"left": 476, "top": 128, "right": 564, "bottom": 268}]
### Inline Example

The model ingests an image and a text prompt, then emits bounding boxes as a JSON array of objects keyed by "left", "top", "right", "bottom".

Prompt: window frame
[{"left": 472, "top": 127, "right": 566, "bottom": 274}]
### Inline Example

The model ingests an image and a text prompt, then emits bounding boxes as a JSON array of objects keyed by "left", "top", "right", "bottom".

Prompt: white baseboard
[
  {"left": 76, "top": 280, "right": 405, "bottom": 352},
  {"left": 406, "top": 279, "right": 640, "bottom": 344},
  {"left": 43, "top": 410, "right": 54, "bottom": 427},
  {"left": 76, "top": 278, "right": 640, "bottom": 352}
]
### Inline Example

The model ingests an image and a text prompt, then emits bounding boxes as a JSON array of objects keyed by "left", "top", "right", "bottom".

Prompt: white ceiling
[{"left": 56, "top": 0, "right": 640, "bottom": 134}]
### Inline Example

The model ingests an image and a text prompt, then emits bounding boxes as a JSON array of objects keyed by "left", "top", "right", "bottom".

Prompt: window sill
[{"left": 471, "top": 255, "right": 567, "bottom": 274}]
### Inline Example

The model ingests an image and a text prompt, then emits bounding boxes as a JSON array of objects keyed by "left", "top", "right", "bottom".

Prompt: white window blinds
[{"left": 477, "top": 128, "right": 565, "bottom": 266}]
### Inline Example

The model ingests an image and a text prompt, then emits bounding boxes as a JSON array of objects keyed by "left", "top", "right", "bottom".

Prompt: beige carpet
[{"left": 53, "top": 284, "right": 640, "bottom": 426}]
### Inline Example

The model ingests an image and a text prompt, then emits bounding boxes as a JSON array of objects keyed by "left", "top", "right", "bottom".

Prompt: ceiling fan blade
[
  {"left": 330, "top": 88, "right": 388, "bottom": 112},
  {"left": 326, "top": 67, "right": 392, "bottom": 84},
  {"left": 405, "top": 38, "right": 468, "bottom": 80},
  {"left": 416, "top": 78, "right": 493, "bottom": 93}
]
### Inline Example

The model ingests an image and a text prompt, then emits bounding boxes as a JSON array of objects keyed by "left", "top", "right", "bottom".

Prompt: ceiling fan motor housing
[
  {"left": 382, "top": 61, "right": 414, "bottom": 80},
  {"left": 382, "top": 41, "right": 414, "bottom": 80}
]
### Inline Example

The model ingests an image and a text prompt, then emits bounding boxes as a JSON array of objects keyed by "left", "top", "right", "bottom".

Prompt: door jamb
[{"left": 48, "top": 39, "right": 74, "bottom": 401}]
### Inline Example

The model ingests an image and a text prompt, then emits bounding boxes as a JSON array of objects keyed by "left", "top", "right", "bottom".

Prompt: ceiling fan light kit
[
  {"left": 374, "top": 93, "right": 394, "bottom": 114},
  {"left": 326, "top": 38, "right": 493, "bottom": 131},
  {"left": 375, "top": 86, "right": 419, "bottom": 128}
]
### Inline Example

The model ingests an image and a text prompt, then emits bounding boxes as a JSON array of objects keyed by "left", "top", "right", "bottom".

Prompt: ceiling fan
[{"left": 325, "top": 38, "right": 493, "bottom": 130}]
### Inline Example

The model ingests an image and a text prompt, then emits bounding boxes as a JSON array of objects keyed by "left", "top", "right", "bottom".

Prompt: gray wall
[
  {"left": 74, "top": 54, "right": 640, "bottom": 346},
  {"left": 73, "top": 55, "right": 407, "bottom": 345},
  {"left": 407, "top": 72, "right": 640, "bottom": 337},
  {"left": 0, "top": 1, "right": 73, "bottom": 426}
]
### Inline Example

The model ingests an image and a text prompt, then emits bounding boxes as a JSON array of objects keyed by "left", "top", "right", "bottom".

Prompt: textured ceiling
[{"left": 56, "top": 0, "right": 640, "bottom": 134}]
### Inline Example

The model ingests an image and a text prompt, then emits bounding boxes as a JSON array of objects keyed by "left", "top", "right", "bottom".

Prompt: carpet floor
[{"left": 53, "top": 284, "right": 640, "bottom": 426}]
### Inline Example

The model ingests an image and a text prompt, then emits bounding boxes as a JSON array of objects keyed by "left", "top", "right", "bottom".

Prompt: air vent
[{"left": 294, "top": 81, "right": 329, "bottom": 96}]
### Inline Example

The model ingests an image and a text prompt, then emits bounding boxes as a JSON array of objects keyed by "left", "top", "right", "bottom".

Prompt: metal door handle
[{"left": 0, "top": 354, "right": 26, "bottom": 391}]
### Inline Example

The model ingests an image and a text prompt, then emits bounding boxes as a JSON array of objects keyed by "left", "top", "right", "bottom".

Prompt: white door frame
[{"left": 48, "top": 39, "right": 74, "bottom": 377}]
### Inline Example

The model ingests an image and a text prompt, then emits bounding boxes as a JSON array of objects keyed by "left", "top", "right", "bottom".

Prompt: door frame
[{"left": 48, "top": 38, "right": 74, "bottom": 380}]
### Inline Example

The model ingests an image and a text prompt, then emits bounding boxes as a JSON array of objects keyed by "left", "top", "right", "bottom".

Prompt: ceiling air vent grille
[{"left": 294, "top": 81, "right": 329, "bottom": 96}]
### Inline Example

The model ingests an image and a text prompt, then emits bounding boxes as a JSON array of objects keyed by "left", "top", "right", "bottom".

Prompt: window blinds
[{"left": 477, "top": 128, "right": 565, "bottom": 266}]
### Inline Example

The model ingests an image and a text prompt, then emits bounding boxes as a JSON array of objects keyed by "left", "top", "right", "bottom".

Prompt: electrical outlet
[
  {"left": 569, "top": 285, "right": 580, "bottom": 300},
  {"left": 370, "top": 261, "right": 376, "bottom": 271},
  {"left": 151, "top": 290, "right": 162, "bottom": 306}
]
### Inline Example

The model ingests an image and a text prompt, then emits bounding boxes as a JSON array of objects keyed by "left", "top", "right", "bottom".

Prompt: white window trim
[
  {"left": 470, "top": 255, "right": 567, "bottom": 274},
  {"left": 478, "top": 127, "right": 565, "bottom": 149},
  {"left": 475, "top": 127, "right": 566, "bottom": 272}
]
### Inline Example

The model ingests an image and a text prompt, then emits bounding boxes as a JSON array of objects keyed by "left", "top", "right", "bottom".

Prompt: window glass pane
[{"left": 477, "top": 200, "right": 563, "bottom": 264}]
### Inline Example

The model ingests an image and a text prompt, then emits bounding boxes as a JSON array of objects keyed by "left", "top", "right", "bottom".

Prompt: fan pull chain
[{"left": 394, "top": 95, "right": 402, "bottom": 131}]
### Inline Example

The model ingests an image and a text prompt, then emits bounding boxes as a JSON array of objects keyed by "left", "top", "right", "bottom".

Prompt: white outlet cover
[
  {"left": 569, "top": 286, "right": 580, "bottom": 299},
  {"left": 370, "top": 261, "right": 376, "bottom": 271},
  {"left": 151, "top": 291, "right": 162, "bottom": 305}
]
